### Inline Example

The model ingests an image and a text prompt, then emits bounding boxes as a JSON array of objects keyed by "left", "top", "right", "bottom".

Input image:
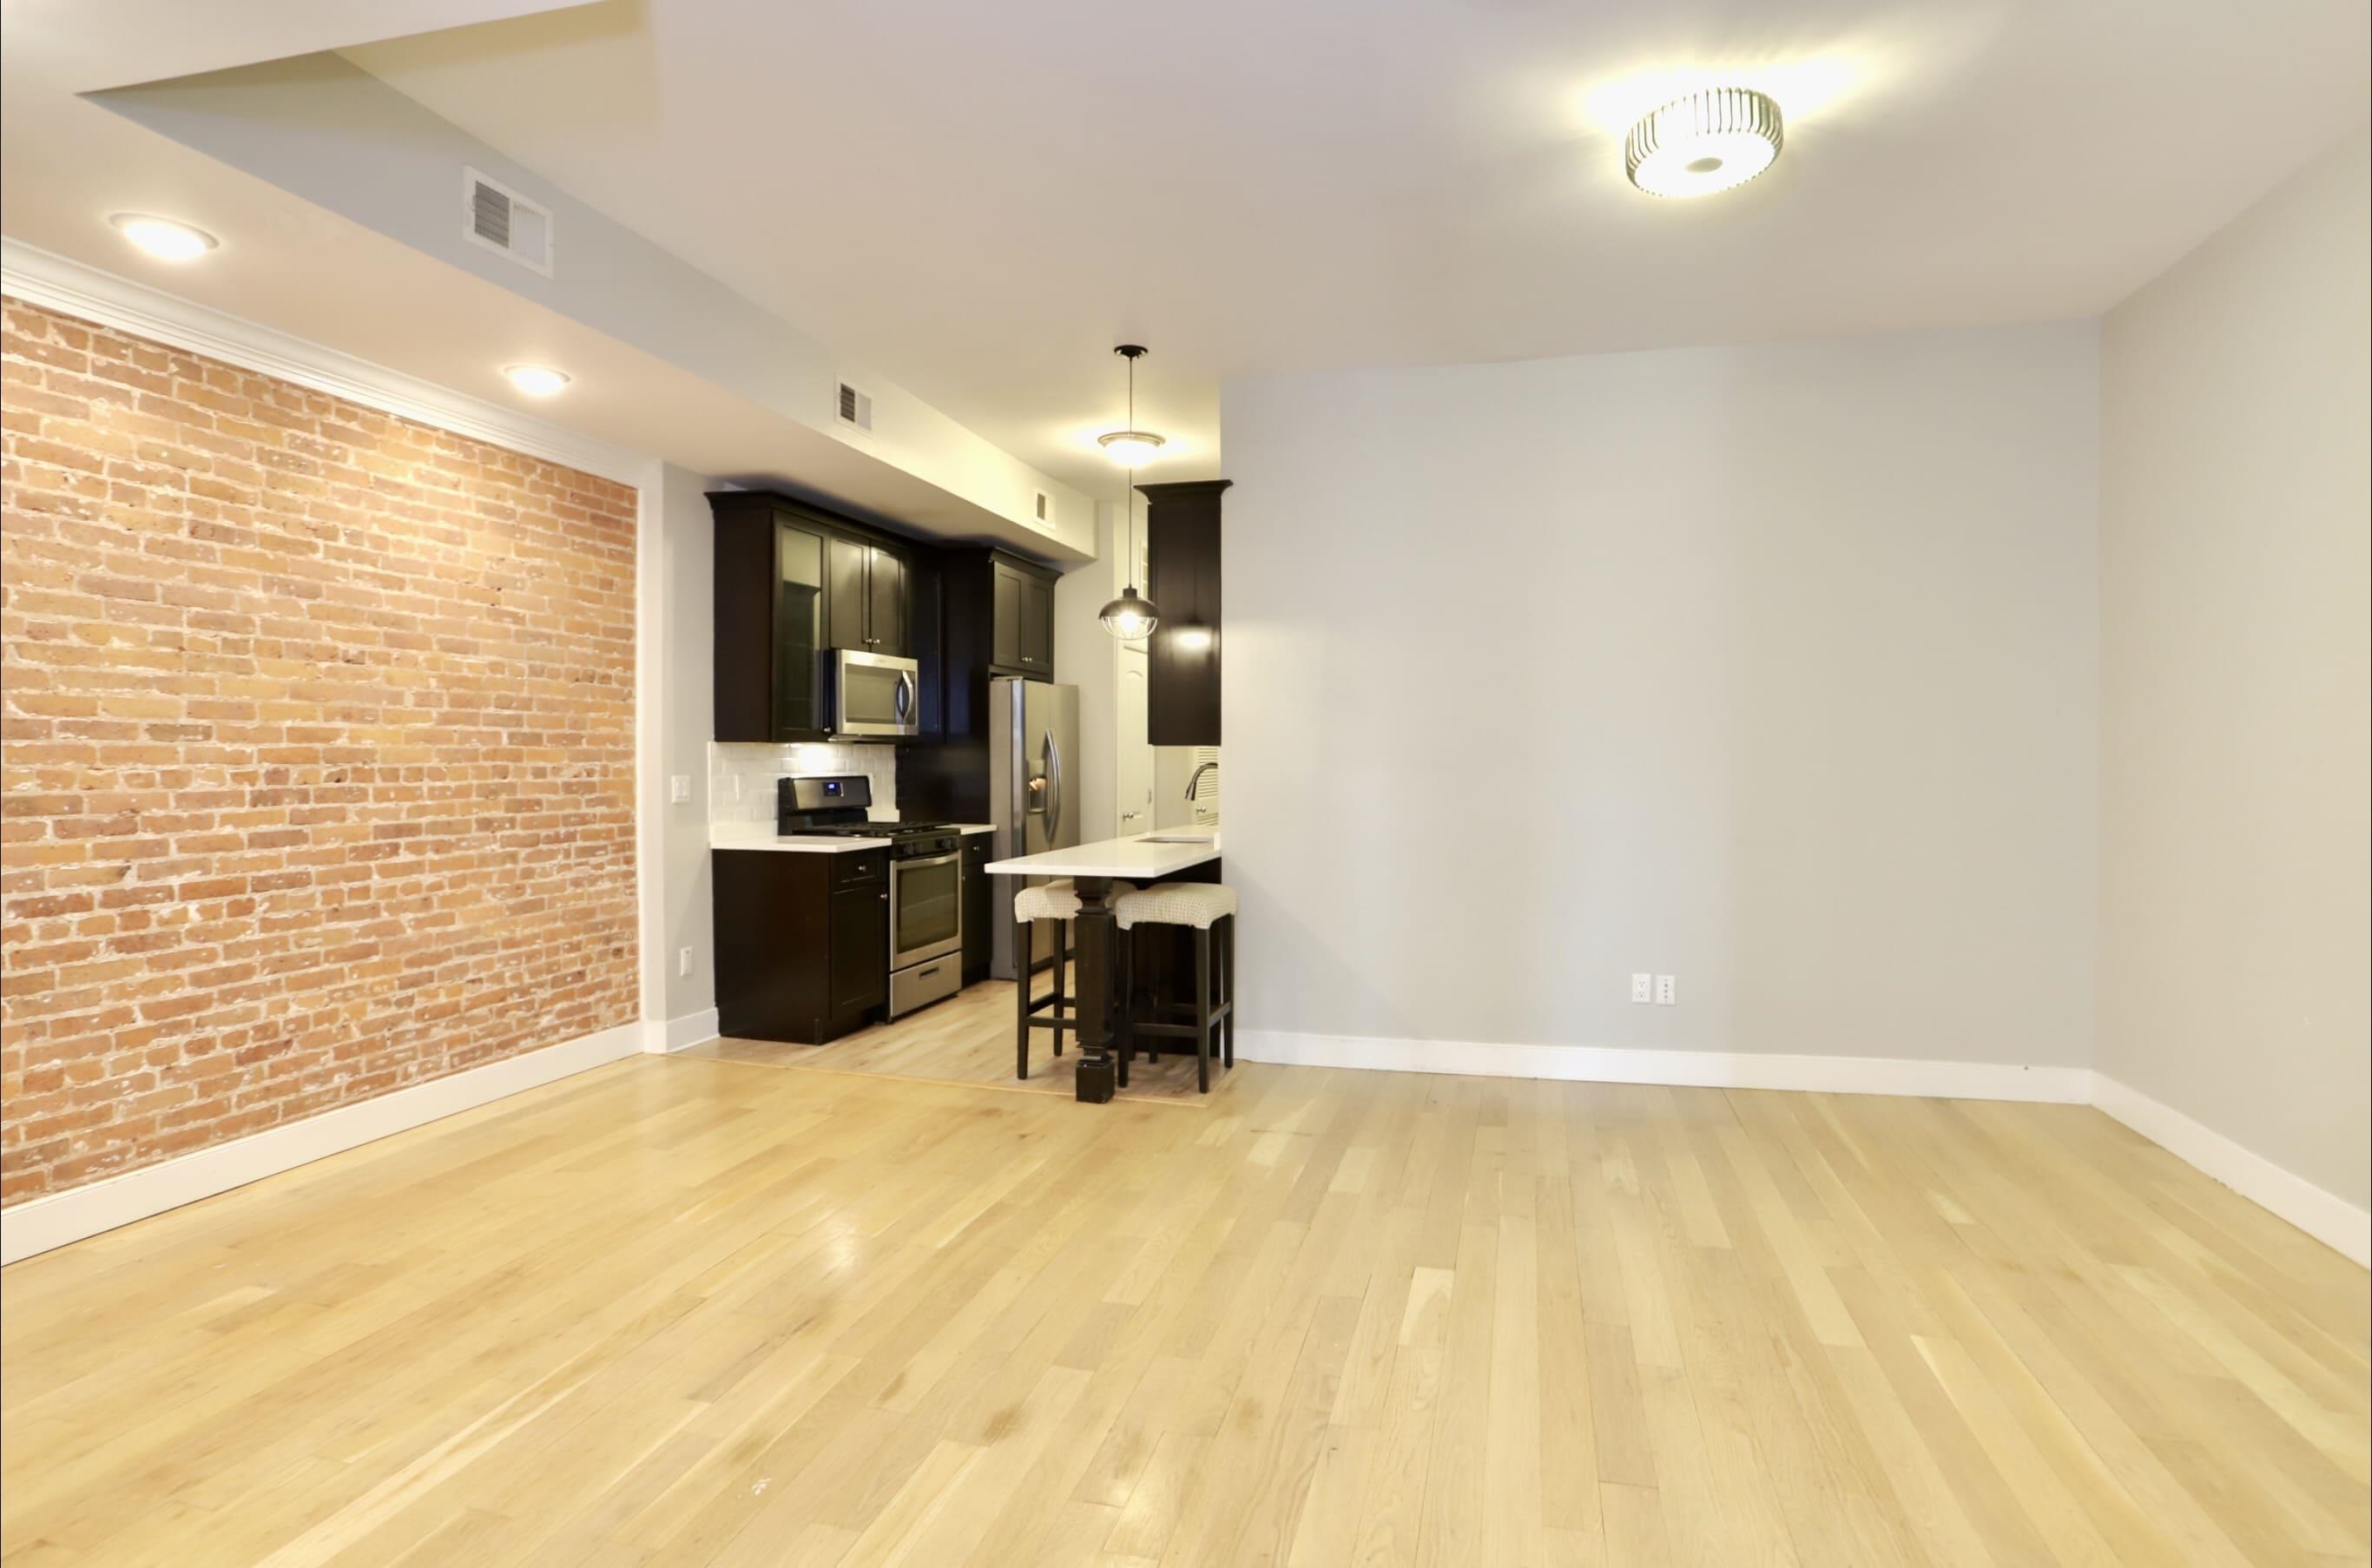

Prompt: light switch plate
[
  {"left": 669, "top": 774, "right": 691, "bottom": 804},
  {"left": 1654, "top": 974, "right": 1677, "bottom": 1005},
  {"left": 677, "top": 946, "right": 695, "bottom": 978}
]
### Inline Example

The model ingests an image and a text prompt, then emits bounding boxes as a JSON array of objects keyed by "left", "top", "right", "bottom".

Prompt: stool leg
[
  {"left": 1118, "top": 925, "right": 1134, "bottom": 1071},
  {"left": 1052, "top": 919, "right": 1067, "bottom": 1057},
  {"left": 1195, "top": 927, "right": 1212, "bottom": 1094},
  {"left": 1222, "top": 913, "right": 1235, "bottom": 1070},
  {"left": 1014, "top": 915, "right": 1032, "bottom": 1080}
]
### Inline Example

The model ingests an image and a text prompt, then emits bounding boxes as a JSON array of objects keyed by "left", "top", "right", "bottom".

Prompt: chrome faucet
[{"left": 1184, "top": 761, "right": 1219, "bottom": 802}]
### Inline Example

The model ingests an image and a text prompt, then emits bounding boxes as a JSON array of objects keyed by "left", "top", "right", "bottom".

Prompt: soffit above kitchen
[{"left": 0, "top": 0, "right": 1097, "bottom": 560}]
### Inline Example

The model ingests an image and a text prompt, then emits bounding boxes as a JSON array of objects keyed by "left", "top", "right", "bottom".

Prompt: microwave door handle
[
  {"left": 895, "top": 669, "right": 915, "bottom": 724},
  {"left": 1043, "top": 728, "right": 1063, "bottom": 847}
]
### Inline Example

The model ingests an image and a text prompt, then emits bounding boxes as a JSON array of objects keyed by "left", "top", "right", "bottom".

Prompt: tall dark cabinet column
[{"left": 1138, "top": 478, "right": 1229, "bottom": 747}]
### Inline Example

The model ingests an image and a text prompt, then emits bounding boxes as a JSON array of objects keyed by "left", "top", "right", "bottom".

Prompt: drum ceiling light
[{"left": 1624, "top": 88, "right": 1784, "bottom": 198}]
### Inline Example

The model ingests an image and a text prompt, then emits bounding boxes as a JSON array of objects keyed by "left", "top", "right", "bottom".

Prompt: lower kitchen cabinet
[
  {"left": 714, "top": 849, "right": 888, "bottom": 1043},
  {"left": 962, "top": 833, "right": 992, "bottom": 984}
]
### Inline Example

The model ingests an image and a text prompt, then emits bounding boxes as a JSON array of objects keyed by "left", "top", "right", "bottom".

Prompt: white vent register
[
  {"left": 836, "top": 381, "right": 874, "bottom": 432},
  {"left": 463, "top": 168, "right": 552, "bottom": 276}
]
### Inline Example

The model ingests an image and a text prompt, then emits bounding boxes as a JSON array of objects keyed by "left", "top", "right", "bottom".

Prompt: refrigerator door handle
[{"left": 1043, "top": 728, "right": 1064, "bottom": 847}]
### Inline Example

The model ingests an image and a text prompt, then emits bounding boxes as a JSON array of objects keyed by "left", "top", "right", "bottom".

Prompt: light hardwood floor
[{"left": 3, "top": 1052, "right": 2366, "bottom": 1566}]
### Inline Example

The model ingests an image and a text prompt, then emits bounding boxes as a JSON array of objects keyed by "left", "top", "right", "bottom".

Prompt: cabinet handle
[{"left": 878, "top": 893, "right": 887, "bottom": 900}]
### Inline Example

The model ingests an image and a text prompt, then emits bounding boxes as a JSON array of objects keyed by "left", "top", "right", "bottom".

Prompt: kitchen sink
[{"left": 1139, "top": 832, "right": 1216, "bottom": 844}]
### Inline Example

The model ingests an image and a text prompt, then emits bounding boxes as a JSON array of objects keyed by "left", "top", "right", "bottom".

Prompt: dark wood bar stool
[
  {"left": 1112, "top": 883, "right": 1237, "bottom": 1093},
  {"left": 1011, "top": 879, "right": 1124, "bottom": 1078}
]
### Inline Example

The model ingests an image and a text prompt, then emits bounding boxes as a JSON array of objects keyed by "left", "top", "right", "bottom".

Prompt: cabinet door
[
  {"left": 1019, "top": 574, "right": 1054, "bottom": 674},
  {"left": 991, "top": 563, "right": 1026, "bottom": 670},
  {"left": 961, "top": 838, "right": 991, "bottom": 976},
  {"left": 773, "top": 522, "right": 827, "bottom": 739},
  {"left": 867, "top": 546, "right": 908, "bottom": 656},
  {"left": 829, "top": 884, "right": 886, "bottom": 1013},
  {"left": 826, "top": 534, "right": 869, "bottom": 652}
]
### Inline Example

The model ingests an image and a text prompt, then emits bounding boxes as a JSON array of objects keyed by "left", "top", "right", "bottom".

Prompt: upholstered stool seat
[
  {"left": 1114, "top": 882, "right": 1237, "bottom": 932},
  {"left": 1111, "top": 882, "right": 1237, "bottom": 1093},
  {"left": 1011, "top": 878, "right": 1082, "bottom": 923}
]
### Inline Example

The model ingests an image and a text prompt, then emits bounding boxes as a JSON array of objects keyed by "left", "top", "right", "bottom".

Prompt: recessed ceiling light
[
  {"left": 1625, "top": 88, "right": 1784, "bottom": 198},
  {"left": 503, "top": 365, "right": 570, "bottom": 397},
  {"left": 109, "top": 214, "right": 218, "bottom": 261}
]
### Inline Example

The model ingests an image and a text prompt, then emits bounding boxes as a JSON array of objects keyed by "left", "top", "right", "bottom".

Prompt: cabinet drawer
[{"left": 831, "top": 850, "right": 886, "bottom": 889}]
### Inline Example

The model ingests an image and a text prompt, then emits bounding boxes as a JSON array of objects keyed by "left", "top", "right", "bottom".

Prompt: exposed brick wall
[{"left": 1, "top": 299, "right": 640, "bottom": 1204}]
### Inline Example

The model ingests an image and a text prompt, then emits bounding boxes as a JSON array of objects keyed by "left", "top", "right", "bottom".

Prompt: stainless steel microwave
[{"left": 833, "top": 649, "right": 920, "bottom": 739}]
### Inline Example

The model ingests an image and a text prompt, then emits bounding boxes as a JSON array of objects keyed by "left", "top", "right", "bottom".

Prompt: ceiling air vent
[
  {"left": 463, "top": 168, "right": 552, "bottom": 277},
  {"left": 836, "top": 381, "right": 874, "bottom": 433},
  {"left": 1033, "top": 491, "right": 1051, "bottom": 524}
]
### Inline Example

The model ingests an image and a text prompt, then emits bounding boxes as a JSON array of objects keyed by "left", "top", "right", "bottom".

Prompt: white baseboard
[
  {"left": 0, "top": 1022, "right": 645, "bottom": 1266},
  {"left": 655, "top": 1009, "right": 721, "bottom": 1053},
  {"left": 2091, "top": 1074, "right": 2370, "bottom": 1268},
  {"left": 1234, "top": 1031, "right": 2091, "bottom": 1104}
]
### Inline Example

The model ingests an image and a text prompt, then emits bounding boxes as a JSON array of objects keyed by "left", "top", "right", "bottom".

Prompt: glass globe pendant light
[{"left": 1100, "top": 345, "right": 1161, "bottom": 640}]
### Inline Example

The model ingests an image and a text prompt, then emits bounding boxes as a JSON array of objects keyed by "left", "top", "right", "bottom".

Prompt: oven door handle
[{"left": 895, "top": 850, "right": 962, "bottom": 874}]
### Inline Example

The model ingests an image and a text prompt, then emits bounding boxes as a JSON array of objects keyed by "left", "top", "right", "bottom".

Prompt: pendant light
[
  {"left": 1096, "top": 342, "right": 1167, "bottom": 466},
  {"left": 1100, "top": 345, "right": 1161, "bottom": 640}
]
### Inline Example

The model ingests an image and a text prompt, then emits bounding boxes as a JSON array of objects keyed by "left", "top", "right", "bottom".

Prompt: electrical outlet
[
  {"left": 677, "top": 946, "right": 695, "bottom": 978},
  {"left": 1631, "top": 973, "right": 1653, "bottom": 1004},
  {"left": 1655, "top": 974, "right": 1677, "bottom": 1005},
  {"left": 669, "top": 774, "right": 691, "bottom": 804}
]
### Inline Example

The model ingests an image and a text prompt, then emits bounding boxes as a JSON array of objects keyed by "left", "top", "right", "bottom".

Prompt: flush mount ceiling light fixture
[
  {"left": 1100, "top": 345, "right": 1161, "bottom": 641},
  {"left": 1624, "top": 87, "right": 1784, "bottom": 198},
  {"left": 1096, "top": 344, "right": 1166, "bottom": 467},
  {"left": 502, "top": 365, "right": 570, "bottom": 397},
  {"left": 109, "top": 213, "right": 218, "bottom": 261}
]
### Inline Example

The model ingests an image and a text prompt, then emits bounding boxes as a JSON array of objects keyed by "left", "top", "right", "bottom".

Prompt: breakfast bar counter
[{"left": 985, "top": 830, "right": 1220, "bottom": 1100}]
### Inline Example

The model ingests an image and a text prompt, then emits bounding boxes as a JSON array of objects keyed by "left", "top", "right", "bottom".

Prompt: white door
[{"left": 1116, "top": 645, "right": 1154, "bottom": 836}]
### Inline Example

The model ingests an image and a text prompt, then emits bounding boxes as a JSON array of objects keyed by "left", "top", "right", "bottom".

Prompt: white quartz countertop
[
  {"left": 709, "top": 821, "right": 995, "bottom": 854},
  {"left": 985, "top": 830, "right": 1221, "bottom": 880}
]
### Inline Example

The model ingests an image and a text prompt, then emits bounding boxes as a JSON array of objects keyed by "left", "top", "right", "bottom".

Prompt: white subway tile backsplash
[{"left": 708, "top": 741, "right": 899, "bottom": 824}]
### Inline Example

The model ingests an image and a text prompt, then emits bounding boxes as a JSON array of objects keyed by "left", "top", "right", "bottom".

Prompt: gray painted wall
[
  {"left": 1222, "top": 320, "right": 2102, "bottom": 1065},
  {"left": 2099, "top": 126, "right": 2372, "bottom": 1212}
]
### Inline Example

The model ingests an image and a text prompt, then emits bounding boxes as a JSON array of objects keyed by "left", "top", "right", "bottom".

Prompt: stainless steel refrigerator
[{"left": 989, "top": 675, "right": 1079, "bottom": 980}]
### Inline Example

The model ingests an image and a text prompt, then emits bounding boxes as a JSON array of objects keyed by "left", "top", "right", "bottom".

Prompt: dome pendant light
[
  {"left": 1624, "top": 88, "right": 1784, "bottom": 198},
  {"left": 1100, "top": 346, "right": 1161, "bottom": 641}
]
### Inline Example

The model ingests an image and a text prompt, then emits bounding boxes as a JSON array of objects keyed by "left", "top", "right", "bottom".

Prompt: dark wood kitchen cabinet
[
  {"left": 827, "top": 536, "right": 912, "bottom": 657},
  {"left": 713, "top": 847, "right": 887, "bottom": 1043},
  {"left": 941, "top": 549, "right": 1058, "bottom": 720},
  {"left": 988, "top": 557, "right": 1054, "bottom": 675},
  {"left": 898, "top": 548, "right": 1059, "bottom": 826},
  {"left": 1140, "top": 478, "right": 1228, "bottom": 747},
  {"left": 961, "top": 832, "right": 992, "bottom": 983},
  {"left": 711, "top": 491, "right": 920, "bottom": 742}
]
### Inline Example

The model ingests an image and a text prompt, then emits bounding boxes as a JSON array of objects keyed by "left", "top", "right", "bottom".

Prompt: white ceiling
[
  {"left": 345, "top": 0, "right": 2369, "bottom": 491},
  {"left": 4, "top": 0, "right": 2367, "bottom": 504}
]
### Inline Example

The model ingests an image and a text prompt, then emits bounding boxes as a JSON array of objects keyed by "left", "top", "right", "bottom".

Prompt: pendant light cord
[{"left": 1124, "top": 351, "right": 1139, "bottom": 593}]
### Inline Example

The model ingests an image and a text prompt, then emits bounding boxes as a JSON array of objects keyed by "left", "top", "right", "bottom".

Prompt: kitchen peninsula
[{"left": 985, "top": 830, "right": 1221, "bottom": 1102}]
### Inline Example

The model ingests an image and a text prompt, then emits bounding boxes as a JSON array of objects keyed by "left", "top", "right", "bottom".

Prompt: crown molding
[{"left": 1, "top": 238, "right": 647, "bottom": 486}]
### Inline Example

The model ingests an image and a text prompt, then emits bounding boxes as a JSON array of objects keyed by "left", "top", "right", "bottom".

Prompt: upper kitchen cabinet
[
  {"left": 917, "top": 548, "right": 1058, "bottom": 752},
  {"left": 989, "top": 556, "right": 1054, "bottom": 675},
  {"left": 710, "top": 491, "right": 922, "bottom": 743},
  {"left": 1141, "top": 479, "right": 1228, "bottom": 747},
  {"left": 827, "top": 536, "right": 912, "bottom": 658}
]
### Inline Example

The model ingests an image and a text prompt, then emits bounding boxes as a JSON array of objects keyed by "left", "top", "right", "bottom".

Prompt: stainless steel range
[{"left": 778, "top": 775, "right": 964, "bottom": 1018}]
